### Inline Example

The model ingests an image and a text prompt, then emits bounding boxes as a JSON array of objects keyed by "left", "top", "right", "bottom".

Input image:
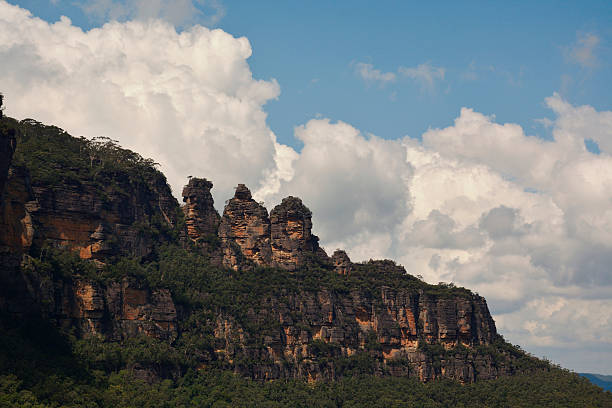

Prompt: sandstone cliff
[
  {"left": 270, "top": 196, "right": 326, "bottom": 270},
  {"left": 218, "top": 184, "right": 272, "bottom": 270},
  {"left": 0, "top": 117, "right": 180, "bottom": 341},
  {"left": 182, "top": 177, "right": 220, "bottom": 239},
  {"left": 1, "top": 119, "right": 179, "bottom": 263}
]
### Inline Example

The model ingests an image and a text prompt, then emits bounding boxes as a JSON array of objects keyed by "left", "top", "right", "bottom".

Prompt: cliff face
[
  {"left": 0, "top": 120, "right": 15, "bottom": 197},
  {"left": 210, "top": 283, "right": 500, "bottom": 383},
  {"left": 0, "top": 118, "right": 180, "bottom": 342},
  {"left": 19, "top": 268, "right": 178, "bottom": 341},
  {"left": 29, "top": 171, "right": 177, "bottom": 262},
  {"left": 0, "top": 126, "right": 179, "bottom": 263}
]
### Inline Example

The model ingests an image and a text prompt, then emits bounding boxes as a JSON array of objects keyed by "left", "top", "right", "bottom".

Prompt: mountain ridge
[{"left": 1, "top": 106, "right": 611, "bottom": 406}]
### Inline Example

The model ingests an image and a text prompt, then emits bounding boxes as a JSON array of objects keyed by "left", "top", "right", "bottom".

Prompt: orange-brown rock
[
  {"left": 270, "top": 196, "right": 322, "bottom": 270},
  {"left": 218, "top": 184, "right": 271, "bottom": 270},
  {"left": 182, "top": 177, "right": 220, "bottom": 239},
  {"left": 331, "top": 249, "right": 352, "bottom": 275},
  {"left": 53, "top": 278, "right": 177, "bottom": 341},
  {"left": 209, "top": 278, "right": 501, "bottom": 383},
  {"left": 29, "top": 171, "right": 177, "bottom": 262}
]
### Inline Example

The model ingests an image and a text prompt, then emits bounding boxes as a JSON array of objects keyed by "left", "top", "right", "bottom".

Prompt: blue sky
[
  {"left": 2, "top": 0, "right": 612, "bottom": 375},
  {"left": 8, "top": 0, "right": 612, "bottom": 148}
]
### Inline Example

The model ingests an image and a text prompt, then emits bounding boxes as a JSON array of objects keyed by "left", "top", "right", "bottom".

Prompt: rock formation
[
  {"left": 332, "top": 249, "right": 352, "bottom": 275},
  {"left": 29, "top": 172, "right": 177, "bottom": 262},
  {"left": 182, "top": 177, "right": 220, "bottom": 239},
  {"left": 0, "top": 118, "right": 180, "bottom": 342},
  {"left": 218, "top": 184, "right": 272, "bottom": 269},
  {"left": 68, "top": 278, "right": 177, "bottom": 341},
  {"left": 210, "top": 280, "right": 500, "bottom": 382},
  {"left": 270, "top": 196, "right": 321, "bottom": 270}
]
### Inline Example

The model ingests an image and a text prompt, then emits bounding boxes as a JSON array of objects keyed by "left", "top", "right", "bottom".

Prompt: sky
[{"left": 0, "top": 0, "right": 611, "bottom": 374}]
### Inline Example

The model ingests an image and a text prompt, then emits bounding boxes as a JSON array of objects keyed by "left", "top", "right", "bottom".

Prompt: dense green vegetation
[{"left": 7, "top": 117, "right": 165, "bottom": 192}]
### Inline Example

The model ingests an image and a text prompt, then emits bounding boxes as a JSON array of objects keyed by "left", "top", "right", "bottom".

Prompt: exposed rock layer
[
  {"left": 218, "top": 184, "right": 272, "bottom": 270},
  {"left": 182, "top": 177, "right": 220, "bottom": 239},
  {"left": 270, "top": 196, "right": 321, "bottom": 270},
  {"left": 211, "top": 285, "right": 500, "bottom": 382},
  {"left": 332, "top": 250, "right": 352, "bottom": 275}
]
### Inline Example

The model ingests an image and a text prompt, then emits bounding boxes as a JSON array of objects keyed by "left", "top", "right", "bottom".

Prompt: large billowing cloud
[
  {"left": 0, "top": 0, "right": 279, "bottom": 202},
  {"left": 1, "top": 0, "right": 611, "bottom": 373}
]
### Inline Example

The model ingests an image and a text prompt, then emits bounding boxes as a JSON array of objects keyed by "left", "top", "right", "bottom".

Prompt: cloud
[
  {"left": 0, "top": 0, "right": 279, "bottom": 203},
  {"left": 398, "top": 62, "right": 445, "bottom": 90},
  {"left": 564, "top": 32, "right": 600, "bottom": 68},
  {"left": 76, "top": 0, "right": 225, "bottom": 28},
  {"left": 355, "top": 61, "right": 446, "bottom": 91},
  {"left": 354, "top": 62, "right": 396, "bottom": 85}
]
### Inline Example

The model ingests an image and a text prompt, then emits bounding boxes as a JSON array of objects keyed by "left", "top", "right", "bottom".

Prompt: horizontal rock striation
[
  {"left": 67, "top": 278, "right": 177, "bottom": 341},
  {"left": 29, "top": 171, "right": 178, "bottom": 262},
  {"left": 182, "top": 177, "right": 220, "bottom": 239},
  {"left": 218, "top": 184, "right": 272, "bottom": 270},
  {"left": 270, "top": 196, "right": 320, "bottom": 270},
  {"left": 210, "top": 284, "right": 501, "bottom": 383},
  {"left": 183, "top": 182, "right": 329, "bottom": 271}
]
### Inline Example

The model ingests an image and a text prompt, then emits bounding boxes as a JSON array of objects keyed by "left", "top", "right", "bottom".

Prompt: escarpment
[
  {"left": 210, "top": 281, "right": 501, "bottom": 382},
  {"left": 0, "top": 117, "right": 180, "bottom": 336},
  {"left": 0, "top": 113, "right": 540, "bottom": 385}
]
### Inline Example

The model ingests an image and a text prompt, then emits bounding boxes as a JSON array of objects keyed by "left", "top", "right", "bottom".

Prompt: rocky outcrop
[
  {"left": 30, "top": 172, "right": 177, "bottom": 262},
  {"left": 66, "top": 278, "right": 178, "bottom": 341},
  {"left": 270, "top": 196, "right": 321, "bottom": 270},
  {"left": 210, "top": 284, "right": 501, "bottom": 383},
  {"left": 14, "top": 267, "right": 177, "bottom": 341},
  {"left": 202, "top": 185, "right": 328, "bottom": 270},
  {"left": 332, "top": 250, "right": 352, "bottom": 275},
  {"left": 0, "top": 114, "right": 525, "bottom": 385},
  {"left": 0, "top": 119, "right": 180, "bottom": 343},
  {"left": 218, "top": 184, "right": 272, "bottom": 270},
  {"left": 182, "top": 177, "right": 220, "bottom": 239}
]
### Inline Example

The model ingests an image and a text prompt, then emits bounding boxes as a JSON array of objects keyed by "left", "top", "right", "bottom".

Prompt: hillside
[{"left": 1, "top": 109, "right": 611, "bottom": 407}]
